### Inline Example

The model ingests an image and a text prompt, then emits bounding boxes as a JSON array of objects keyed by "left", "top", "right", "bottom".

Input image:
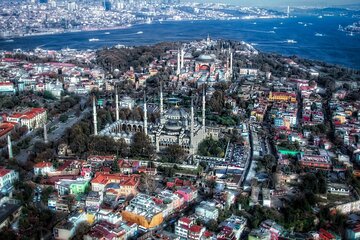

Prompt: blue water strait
[{"left": 1, "top": 15, "right": 359, "bottom": 69}]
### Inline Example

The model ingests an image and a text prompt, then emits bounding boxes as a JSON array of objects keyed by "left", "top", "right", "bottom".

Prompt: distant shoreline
[{"left": 0, "top": 15, "right": 285, "bottom": 40}]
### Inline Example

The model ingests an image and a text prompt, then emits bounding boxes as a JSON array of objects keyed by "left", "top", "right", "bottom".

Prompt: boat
[
  {"left": 315, "top": 33, "right": 325, "bottom": 37},
  {"left": 286, "top": 39, "right": 297, "bottom": 44},
  {"left": 304, "top": 24, "right": 308, "bottom": 27},
  {"left": 318, "top": 15, "right": 323, "bottom": 19},
  {"left": 4, "top": 39, "right": 14, "bottom": 42},
  {"left": 104, "top": 32, "right": 110, "bottom": 35},
  {"left": 273, "top": 27, "right": 278, "bottom": 30},
  {"left": 89, "top": 38, "right": 99, "bottom": 42},
  {"left": 269, "top": 31, "right": 276, "bottom": 34},
  {"left": 136, "top": 31, "right": 143, "bottom": 34}
]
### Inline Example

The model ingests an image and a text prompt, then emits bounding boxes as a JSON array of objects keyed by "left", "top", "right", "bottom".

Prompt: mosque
[
  {"left": 95, "top": 85, "right": 208, "bottom": 154},
  {"left": 94, "top": 40, "right": 232, "bottom": 154}
]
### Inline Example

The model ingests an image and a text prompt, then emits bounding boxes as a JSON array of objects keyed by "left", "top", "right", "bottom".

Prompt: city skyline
[{"left": 197, "top": 0, "right": 360, "bottom": 7}]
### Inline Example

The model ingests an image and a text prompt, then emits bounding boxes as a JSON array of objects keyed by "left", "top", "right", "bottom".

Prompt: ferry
[
  {"left": 89, "top": 38, "right": 100, "bottom": 42},
  {"left": 286, "top": 39, "right": 297, "bottom": 44},
  {"left": 104, "top": 32, "right": 110, "bottom": 35},
  {"left": 4, "top": 39, "right": 14, "bottom": 42},
  {"left": 136, "top": 31, "right": 143, "bottom": 34}
]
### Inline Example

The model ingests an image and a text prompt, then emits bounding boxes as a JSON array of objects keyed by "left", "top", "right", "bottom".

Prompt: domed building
[
  {"left": 147, "top": 89, "right": 207, "bottom": 153},
  {"left": 195, "top": 51, "right": 233, "bottom": 88},
  {"left": 195, "top": 54, "right": 217, "bottom": 73},
  {"left": 97, "top": 86, "right": 208, "bottom": 154}
]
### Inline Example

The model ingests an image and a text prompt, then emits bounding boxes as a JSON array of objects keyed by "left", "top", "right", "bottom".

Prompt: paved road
[{"left": 15, "top": 98, "right": 90, "bottom": 165}]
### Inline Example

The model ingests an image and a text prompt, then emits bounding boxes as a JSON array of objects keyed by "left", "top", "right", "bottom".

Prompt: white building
[
  {"left": 119, "top": 96, "right": 135, "bottom": 110},
  {"left": 45, "top": 81, "right": 64, "bottom": 98},
  {"left": 7, "top": 108, "right": 47, "bottom": 131},
  {"left": 0, "top": 82, "right": 16, "bottom": 94},
  {"left": 33, "top": 162, "right": 55, "bottom": 176},
  {"left": 175, "top": 217, "right": 194, "bottom": 239},
  {"left": 0, "top": 167, "right": 19, "bottom": 193},
  {"left": 195, "top": 201, "right": 219, "bottom": 221},
  {"left": 328, "top": 183, "right": 351, "bottom": 196}
]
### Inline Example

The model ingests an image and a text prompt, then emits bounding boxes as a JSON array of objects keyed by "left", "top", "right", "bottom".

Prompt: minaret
[
  {"left": 181, "top": 48, "right": 184, "bottom": 69},
  {"left": 143, "top": 91, "right": 148, "bottom": 136},
  {"left": 202, "top": 86, "right": 206, "bottom": 130},
  {"left": 93, "top": 95, "right": 98, "bottom": 136},
  {"left": 190, "top": 97, "right": 194, "bottom": 154},
  {"left": 155, "top": 134, "right": 160, "bottom": 152},
  {"left": 44, "top": 123, "right": 48, "bottom": 144},
  {"left": 7, "top": 135, "right": 13, "bottom": 160},
  {"left": 160, "top": 82, "right": 165, "bottom": 124},
  {"left": 177, "top": 49, "right": 181, "bottom": 75},
  {"left": 115, "top": 88, "right": 119, "bottom": 121},
  {"left": 230, "top": 49, "right": 233, "bottom": 77}
]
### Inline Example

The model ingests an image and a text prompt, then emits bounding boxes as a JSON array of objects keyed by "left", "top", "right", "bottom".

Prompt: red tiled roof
[
  {"left": 203, "top": 230, "right": 213, "bottom": 237},
  {"left": 179, "top": 217, "right": 192, "bottom": 224},
  {"left": 34, "top": 162, "right": 53, "bottom": 168},
  {"left": 189, "top": 225, "right": 203, "bottom": 233},
  {"left": 0, "top": 122, "right": 16, "bottom": 138},
  {"left": 0, "top": 81, "right": 13, "bottom": 86},
  {"left": 91, "top": 173, "right": 140, "bottom": 186},
  {"left": 9, "top": 108, "right": 46, "bottom": 120},
  {"left": 88, "top": 155, "right": 115, "bottom": 162},
  {"left": 0, "top": 167, "right": 11, "bottom": 177}
]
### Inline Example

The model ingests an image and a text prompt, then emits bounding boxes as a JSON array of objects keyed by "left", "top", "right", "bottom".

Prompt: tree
[
  {"left": 140, "top": 173, "right": 158, "bottom": 195},
  {"left": 161, "top": 144, "right": 186, "bottom": 163},
  {"left": 206, "top": 219, "right": 218, "bottom": 232},
  {"left": 197, "top": 137, "right": 226, "bottom": 158},
  {"left": 208, "top": 90, "right": 225, "bottom": 113},
  {"left": 206, "top": 178, "right": 216, "bottom": 196},
  {"left": 111, "top": 159, "right": 120, "bottom": 173},
  {"left": 72, "top": 222, "right": 91, "bottom": 240},
  {"left": 43, "top": 90, "right": 56, "bottom": 100},
  {"left": 260, "top": 154, "right": 276, "bottom": 172},
  {"left": 130, "top": 132, "right": 154, "bottom": 159}
]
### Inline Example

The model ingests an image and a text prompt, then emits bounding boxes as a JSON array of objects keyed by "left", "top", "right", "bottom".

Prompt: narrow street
[{"left": 15, "top": 98, "right": 90, "bottom": 165}]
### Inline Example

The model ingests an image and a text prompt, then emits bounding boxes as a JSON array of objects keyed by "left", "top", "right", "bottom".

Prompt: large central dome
[
  {"left": 197, "top": 54, "right": 216, "bottom": 63},
  {"left": 166, "top": 107, "right": 188, "bottom": 120}
]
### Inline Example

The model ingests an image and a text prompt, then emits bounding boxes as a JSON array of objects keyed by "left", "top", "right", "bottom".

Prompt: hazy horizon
[{"left": 196, "top": 0, "right": 360, "bottom": 7}]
